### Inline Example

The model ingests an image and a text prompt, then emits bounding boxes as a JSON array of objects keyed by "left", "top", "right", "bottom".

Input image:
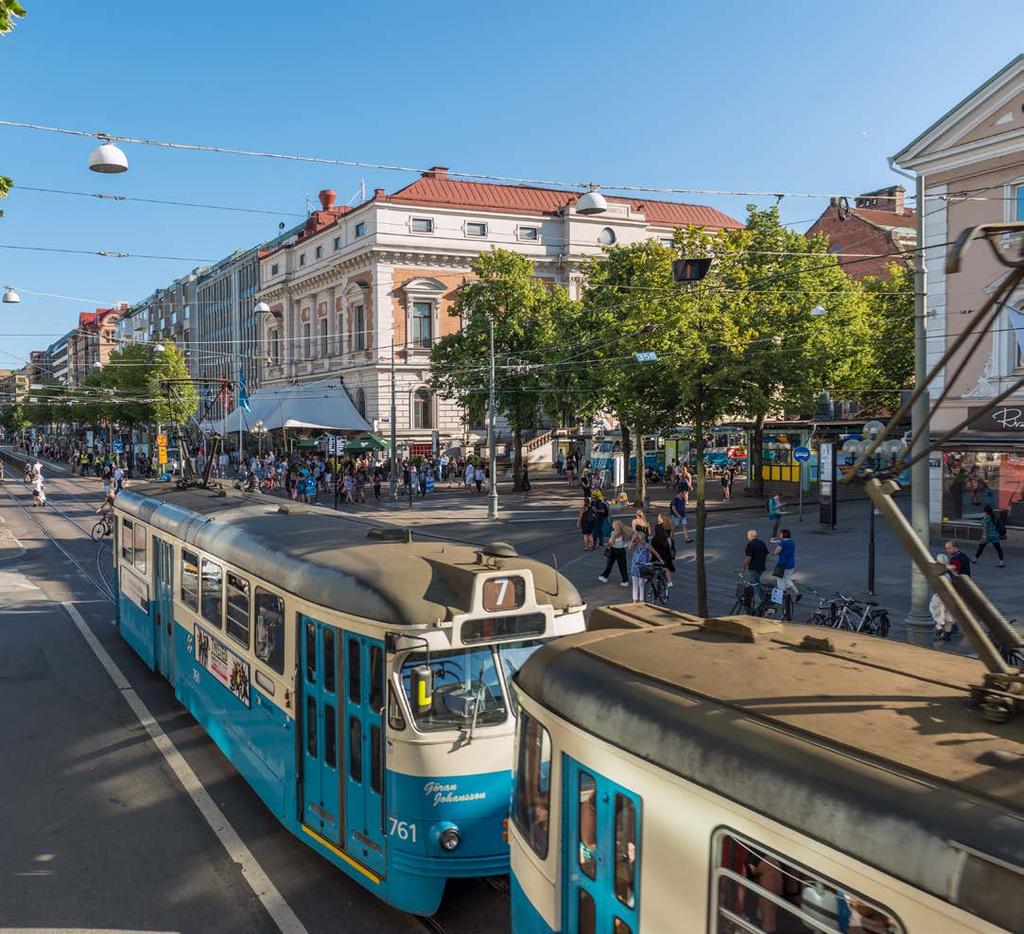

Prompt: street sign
[
  {"left": 112, "top": 439, "right": 123, "bottom": 454},
  {"left": 634, "top": 351, "right": 658, "bottom": 363},
  {"left": 155, "top": 433, "right": 167, "bottom": 447},
  {"left": 793, "top": 445, "right": 810, "bottom": 463}
]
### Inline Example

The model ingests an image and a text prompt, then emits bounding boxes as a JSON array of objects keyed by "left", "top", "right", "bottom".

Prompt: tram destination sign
[{"left": 967, "top": 405, "right": 1024, "bottom": 432}]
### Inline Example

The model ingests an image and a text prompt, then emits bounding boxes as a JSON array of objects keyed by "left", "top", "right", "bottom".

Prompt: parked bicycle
[{"left": 806, "top": 589, "right": 890, "bottom": 637}]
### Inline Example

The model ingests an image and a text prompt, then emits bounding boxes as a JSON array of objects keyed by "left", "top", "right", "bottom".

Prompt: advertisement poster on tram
[{"left": 193, "top": 625, "right": 251, "bottom": 707}]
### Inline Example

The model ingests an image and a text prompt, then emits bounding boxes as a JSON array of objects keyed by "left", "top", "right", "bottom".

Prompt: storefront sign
[
  {"left": 193, "top": 624, "right": 251, "bottom": 707},
  {"left": 968, "top": 405, "right": 1024, "bottom": 432}
]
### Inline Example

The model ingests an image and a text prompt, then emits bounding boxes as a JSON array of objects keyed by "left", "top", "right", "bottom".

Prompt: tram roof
[
  {"left": 518, "top": 605, "right": 1024, "bottom": 911},
  {"left": 116, "top": 484, "right": 581, "bottom": 626}
]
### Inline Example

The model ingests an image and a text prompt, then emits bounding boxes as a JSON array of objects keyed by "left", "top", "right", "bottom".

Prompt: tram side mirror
[{"left": 411, "top": 665, "right": 433, "bottom": 715}]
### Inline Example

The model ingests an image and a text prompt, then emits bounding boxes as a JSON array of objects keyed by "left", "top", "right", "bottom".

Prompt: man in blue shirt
[{"left": 773, "top": 529, "right": 800, "bottom": 602}]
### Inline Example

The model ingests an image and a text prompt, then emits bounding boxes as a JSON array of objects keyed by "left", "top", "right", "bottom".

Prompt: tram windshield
[{"left": 399, "top": 639, "right": 548, "bottom": 731}]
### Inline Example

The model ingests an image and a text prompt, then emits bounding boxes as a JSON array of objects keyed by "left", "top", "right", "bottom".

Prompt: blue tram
[{"left": 111, "top": 483, "right": 585, "bottom": 915}]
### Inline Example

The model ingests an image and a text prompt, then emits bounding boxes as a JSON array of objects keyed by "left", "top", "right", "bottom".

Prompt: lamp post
[
  {"left": 253, "top": 419, "right": 267, "bottom": 458},
  {"left": 842, "top": 421, "right": 905, "bottom": 595},
  {"left": 487, "top": 313, "right": 499, "bottom": 521}
]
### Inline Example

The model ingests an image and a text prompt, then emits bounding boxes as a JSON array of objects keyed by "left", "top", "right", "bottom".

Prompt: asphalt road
[{"left": 0, "top": 465, "right": 495, "bottom": 934}]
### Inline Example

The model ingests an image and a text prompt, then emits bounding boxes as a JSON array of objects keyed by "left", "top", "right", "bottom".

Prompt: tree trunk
[
  {"left": 694, "top": 388, "right": 709, "bottom": 617},
  {"left": 512, "top": 425, "right": 524, "bottom": 492},
  {"left": 751, "top": 412, "right": 766, "bottom": 498},
  {"left": 635, "top": 427, "right": 646, "bottom": 507}
]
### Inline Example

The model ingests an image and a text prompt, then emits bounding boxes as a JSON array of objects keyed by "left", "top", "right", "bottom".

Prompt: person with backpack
[
  {"left": 590, "top": 490, "right": 609, "bottom": 548},
  {"left": 577, "top": 499, "right": 596, "bottom": 552},
  {"left": 973, "top": 504, "right": 1006, "bottom": 568}
]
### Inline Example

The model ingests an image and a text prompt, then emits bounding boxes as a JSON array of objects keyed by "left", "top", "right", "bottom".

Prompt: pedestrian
[
  {"left": 772, "top": 528, "right": 800, "bottom": 602},
  {"left": 580, "top": 469, "right": 592, "bottom": 502},
  {"left": 629, "top": 529, "right": 656, "bottom": 602},
  {"left": 474, "top": 463, "right": 484, "bottom": 495},
  {"left": 930, "top": 554, "right": 957, "bottom": 642},
  {"left": 741, "top": 529, "right": 769, "bottom": 604},
  {"left": 465, "top": 460, "right": 475, "bottom": 492},
  {"left": 113, "top": 463, "right": 124, "bottom": 493},
  {"left": 972, "top": 504, "right": 1005, "bottom": 568},
  {"left": 669, "top": 488, "right": 692, "bottom": 544},
  {"left": 555, "top": 450, "right": 565, "bottom": 477},
  {"left": 631, "top": 507, "right": 650, "bottom": 539},
  {"left": 943, "top": 540, "right": 972, "bottom": 578},
  {"left": 597, "top": 520, "right": 631, "bottom": 586},
  {"left": 521, "top": 464, "right": 532, "bottom": 497},
  {"left": 651, "top": 514, "right": 676, "bottom": 587},
  {"left": 720, "top": 468, "right": 732, "bottom": 502},
  {"left": 31, "top": 473, "right": 45, "bottom": 506},
  {"left": 591, "top": 490, "right": 609, "bottom": 548},
  {"left": 767, "top": 493, "right": 784, "bottom": 540},
  {"left": 372, "top": 465, "right": 383, "bottom": 500},
  {"left": 577, "top": 499, "right": 596, "bottom": 551}
]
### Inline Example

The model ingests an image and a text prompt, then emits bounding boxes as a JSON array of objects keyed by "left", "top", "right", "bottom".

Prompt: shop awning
[{"left": 216, "top": 378, "right": 372, "bottom": 435}]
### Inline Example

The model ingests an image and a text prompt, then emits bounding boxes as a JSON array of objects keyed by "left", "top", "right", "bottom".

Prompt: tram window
[
  {"left": 121, "top": 518, "right": 133, "bottom": 564},
  {"left": 347, "top": 638, "right": 361, "bottom": 704},
  {"left": 577, "top": 889, "right": 595, "bottom": 934},
  {"left": 253, "top": 589, "right": 284, "bottom": 673},
  {"left": 349, "top": 717, "right": 362, "bottom": 782},
  {"left": 323, "top": 703, "right": 337, "bottom": 768},
  {"left": 613, "top": 919, "right": 632, "bottom": 934},
  {"left": 180, "top": 550, "right": 199, "bottom": 611},
  {"left": 226, "top": 573, "right": 250, "bottom": 648},
  {"left": 711, "top": 829, "right": 904, "bottom": 934},
  {"left": 305, "top": 622, "right": 316, "bottom": 682},
  {"left": 387, "top": 684, "right": 406, "bottom": 731},
  {"left": 511, "top": 710, "right": 552, "bottom": 858},
  {"left": 323, "top": 629, "right": 336, "bottom": 693},
  {"left": 200, "top": 559, "right": 224, "bottom": 628},
  {"left": 578, "top": 772, "right": 597, "bottom": 879},
  {"left": 369, "top": 645, "right": 384, "bottom": 711},
  {"left": 133, "top": 525, "right": 147, "bottom": 573},
  {"left": 614, "top": 794, "right": 637, "bottom": 909},
  {"left": 370, "top": 725, "right": 382, "bottom": 794},
  {"left": 306, "top": 696, "right": 317, "bottom": 757}
]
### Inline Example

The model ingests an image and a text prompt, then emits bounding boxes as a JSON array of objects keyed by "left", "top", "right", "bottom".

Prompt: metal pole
[
  {"left": 907, "top": 171, "right": 931, "bottom": 642},
  {"left": 389, "top": 340, "right": 398, "bottom": 500},
  {"left": 867, "top": 503, "right": 876, "bottom": 595},
  {"left": 487, "top": 313, "right": 499, "bottom": 520}
]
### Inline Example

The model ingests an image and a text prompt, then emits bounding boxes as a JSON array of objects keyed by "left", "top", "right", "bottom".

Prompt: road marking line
[{"left": 61, "top": 602, "right": 307, "bottom": 934}]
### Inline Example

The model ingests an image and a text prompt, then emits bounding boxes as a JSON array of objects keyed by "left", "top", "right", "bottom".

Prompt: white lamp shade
[
  {"left": 863, "top": 419, "right": 885, "bottom": 440},
  {"left": 254, "top": 301, "right": 271, "bottom": 314},
  {"left": 810, "top": 304, "right": 828, "bottom": 317},
  {"left": 576, "top": 189, "right": 609, "bottom": 215},
  {"left": 89, "top": 142, "right": 129, "bottom": 174},
  {"left": 2, "top": 287, "right": 20, "bottom": 303},
  {"left": 154, "top": 343, "right": 165, "bottom": 353}
]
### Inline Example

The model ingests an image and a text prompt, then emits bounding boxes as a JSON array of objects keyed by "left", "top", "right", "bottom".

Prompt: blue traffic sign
[
  {"left": 112, "top": 439, "right": 123, "bottom": 453},
  {"left": 793, "top": 445, "right": 811, "bottom": 463}
]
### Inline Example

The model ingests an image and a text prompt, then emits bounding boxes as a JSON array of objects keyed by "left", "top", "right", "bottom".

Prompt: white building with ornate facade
[{"left": 256, "top": 167, "right": 740, "bottom": 455}]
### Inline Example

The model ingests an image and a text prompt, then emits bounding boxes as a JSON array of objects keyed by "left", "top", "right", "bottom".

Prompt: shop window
[
  {"left": 712, "top": 829, "right": 903, "bottom": 934},
  {"left": 511, "top": 711, "right": 552, "bottom": 858}
]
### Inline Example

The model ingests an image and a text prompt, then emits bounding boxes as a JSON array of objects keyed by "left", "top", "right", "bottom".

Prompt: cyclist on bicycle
[{"left": 741, "top": 529, "right": 769, "bottom": 603}]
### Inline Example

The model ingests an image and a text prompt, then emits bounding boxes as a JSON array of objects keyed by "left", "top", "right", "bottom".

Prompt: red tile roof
[
  {"left": 853, "top": 208, "right": 916, "bottom": 230},
  {"left": 385, "top": 175, "right": 742, "bottom": 230}
]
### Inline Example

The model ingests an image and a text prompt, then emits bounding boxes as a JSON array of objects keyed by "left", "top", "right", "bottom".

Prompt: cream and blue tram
[
  {"left": 110, "top": 483, "right": 585, "bottom": 915},
  {"left": 509, "top": 604, "right": 1024, "bottom": 934}
]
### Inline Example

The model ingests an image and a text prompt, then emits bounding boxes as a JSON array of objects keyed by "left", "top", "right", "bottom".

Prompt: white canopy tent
[{"left": 215, "top": 378, "right": 372, "bottom": 435}]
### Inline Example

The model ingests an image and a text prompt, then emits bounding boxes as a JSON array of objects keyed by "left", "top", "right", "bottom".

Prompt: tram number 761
[{"left": 388, "top": 818, "right": 417, "bottom": 842}]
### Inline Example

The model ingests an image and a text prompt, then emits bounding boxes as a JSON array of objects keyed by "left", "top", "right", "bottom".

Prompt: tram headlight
[{"left": 433, "top": 821, "right": 461, "bottom": 852}]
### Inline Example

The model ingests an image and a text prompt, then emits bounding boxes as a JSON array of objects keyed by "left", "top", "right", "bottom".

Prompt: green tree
[
  {"left": 0, "top": 0, "right": 25, "bottom": 32},
  {"left": 861, "top": 263, "right": 915, "bottom": 413},
  {"left": 0, "top": 402, "right": 29, "bottom": 434},
  {"left": 149, "top": 340, "right": 198, "bottom": 428},
  {"left": 430, "top": 249, "right": 557, "bottom": 490},
  {"left": 710, "top": 205, "right": 874, "bottom": 496},
  {"left": 22, "top": 379, "right": 65, "bottom": 429}
]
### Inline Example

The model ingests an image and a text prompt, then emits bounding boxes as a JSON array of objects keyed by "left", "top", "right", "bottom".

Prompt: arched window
[
  {"left": 355, "top": 388, "right": 366, "bottom": 418},
  {"left": 413, "top": 388, "right": 432, "bottom": 429}
]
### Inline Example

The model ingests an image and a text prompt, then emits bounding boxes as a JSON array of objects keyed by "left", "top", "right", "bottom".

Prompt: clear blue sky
[{"left": 1, "top": 0, "right": 1021, "bottom": 367}]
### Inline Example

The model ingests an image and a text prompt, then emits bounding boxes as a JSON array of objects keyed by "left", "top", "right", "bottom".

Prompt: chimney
[
  {"left": 423, "top": 166, "right": 449, "bottom": 180},
  {"left": 892, "top": 186, "right": 905, "bottom": 215},
  {"left": 318, "top": 189, "right": 336, "bottom": 211},
  {"left": 374, "top": 188, "right": 386, "bottom": 199}
]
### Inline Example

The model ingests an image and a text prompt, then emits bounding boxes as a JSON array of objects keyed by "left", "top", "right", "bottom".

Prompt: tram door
[
  {"left": 343, "top": 632, "right": 386, "bottom": 874},
  {"left": 151, "top": 537, "right": 175, "bottom": 681},
  {"left": 562, "top": 756, "right": 642, "bottom": 934},
  {"left": 300, "top": 615, "right": 341, "bottom": 843}
]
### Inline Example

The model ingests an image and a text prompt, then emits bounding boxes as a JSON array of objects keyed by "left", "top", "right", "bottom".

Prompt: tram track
[{"left": 1, "top": 480, "right": 116, "bottom": 603}]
